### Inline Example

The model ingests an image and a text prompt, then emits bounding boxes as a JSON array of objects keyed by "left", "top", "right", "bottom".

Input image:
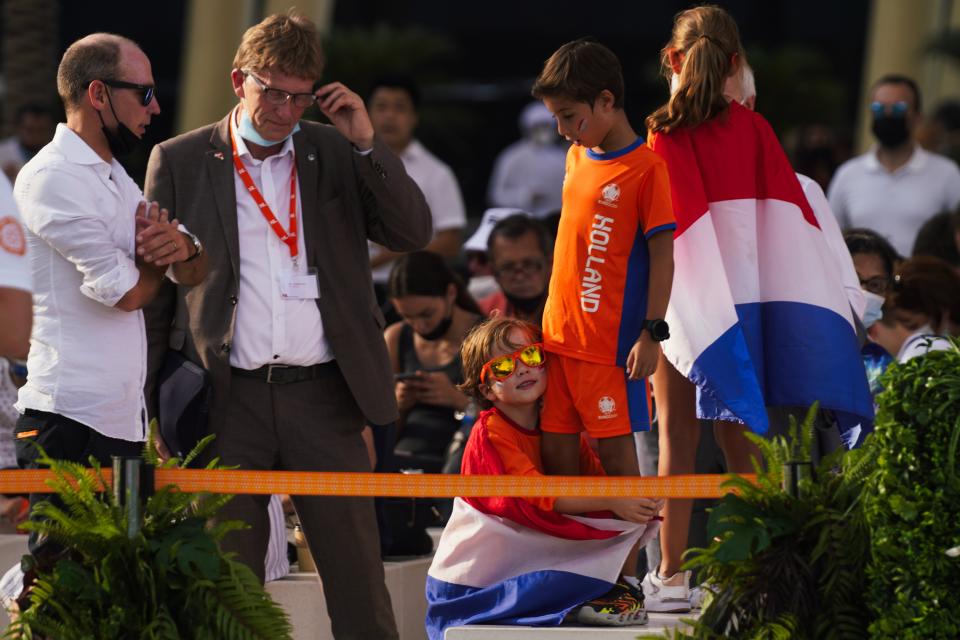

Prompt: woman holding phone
[{"left": 384, "top": 251, "right": 483, "bottom": 472}]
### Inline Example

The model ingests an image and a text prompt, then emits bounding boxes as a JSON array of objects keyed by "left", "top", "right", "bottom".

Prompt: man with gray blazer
[{"left": 143, "top": 12, "right": 430, "bottom": 639}]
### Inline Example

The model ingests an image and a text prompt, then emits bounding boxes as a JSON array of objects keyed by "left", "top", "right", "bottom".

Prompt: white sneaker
[{"left": 641, "top": 570, "right": 693, "bottom": 613}]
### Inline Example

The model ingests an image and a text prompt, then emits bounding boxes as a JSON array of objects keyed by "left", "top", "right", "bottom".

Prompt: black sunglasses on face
[{"left": 100, "top": 79, "right": 155, "bottom": 106}]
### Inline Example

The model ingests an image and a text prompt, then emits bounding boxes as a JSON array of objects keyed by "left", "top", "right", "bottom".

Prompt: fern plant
[
  {"left": 5, "top": 428, "right": 292, "bottom": 640},
  {"left": 662, "top": 403, "right": 876, "bottom": 640}
]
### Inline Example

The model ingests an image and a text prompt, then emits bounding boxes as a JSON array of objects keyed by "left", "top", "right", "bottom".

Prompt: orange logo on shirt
[{"left": 0, "top": 216, "right": 26, "bottom": 256}]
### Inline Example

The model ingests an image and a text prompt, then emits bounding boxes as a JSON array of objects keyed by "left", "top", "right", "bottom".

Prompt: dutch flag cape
[
  {"left": 649, "top": 101, "right": 873, "bottom": 440},
  {"left": 425, "top": 412, "right": 658, "bottom": 639}
]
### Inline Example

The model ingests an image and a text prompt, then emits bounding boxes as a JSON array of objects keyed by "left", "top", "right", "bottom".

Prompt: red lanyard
[{"left": 228, "top": 111, "right": 299, "bottom": 263}]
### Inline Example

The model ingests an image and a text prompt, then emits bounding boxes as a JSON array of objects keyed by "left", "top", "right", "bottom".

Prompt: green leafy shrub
[
  {"left": 6, "top": 434, "right": 292, "bottom": 640},
  {"left": 863, "top": 341, "right": 960, "bottom": 639},
  {"left": 664, "top": 404, "right": 876, "bottom": 640}
]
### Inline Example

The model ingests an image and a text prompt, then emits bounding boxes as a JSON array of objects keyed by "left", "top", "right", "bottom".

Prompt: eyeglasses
[
  {"left": 860, "top": 275, "right": 891, "bottom": 296},
  {"left": 481, "top": 343, "right": 545, "bottom": 382},
  {"left": 870, "top": 101, "right": 909, "bottom": 117},
  {"left": 493, "top": 258, "right": 545, "bottom": 277},
  {"left": 100, "top": 79, "right": 155, "bottom": 107},
  {"left": 244, "top": 70, "right": 317, "bottom": 109}
]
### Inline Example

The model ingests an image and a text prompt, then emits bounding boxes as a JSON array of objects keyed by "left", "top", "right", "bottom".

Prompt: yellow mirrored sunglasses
[{"left": 481, "top": 343, "right": 546, "bottom": 382}]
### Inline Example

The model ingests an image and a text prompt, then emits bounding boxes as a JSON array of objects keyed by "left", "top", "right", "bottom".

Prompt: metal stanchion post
[
  {"left": 782, "top": 460, "right": 813, "bottom": 499},
  {"left": 111, "top": 457, "right": 154, "bottom": 538}
]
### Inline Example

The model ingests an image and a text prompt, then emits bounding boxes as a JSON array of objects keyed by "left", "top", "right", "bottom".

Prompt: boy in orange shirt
[{"left": 531, "top": 39, "right": 675, "bottom": 583}]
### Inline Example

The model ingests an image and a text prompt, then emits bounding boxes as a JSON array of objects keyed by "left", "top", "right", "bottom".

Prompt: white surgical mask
[
  {"left": 861, "top": 290, "right": 885, "bottom": 329},
  {"left": 670, "top": 73, "right": 681, "bottom": 96},
  {"left": 237, "top": 106, "right": 300, "bottom": 147}
]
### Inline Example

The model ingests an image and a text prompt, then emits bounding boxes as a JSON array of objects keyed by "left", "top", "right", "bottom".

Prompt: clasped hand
[
  {"left": 609, "top": 497, "right": 665, "bottom": 524},
  {"left": 135, "top": 201, "right": 190, "bottom": 268}
]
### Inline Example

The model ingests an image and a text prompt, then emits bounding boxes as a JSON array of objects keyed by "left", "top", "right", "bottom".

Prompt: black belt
[{"left": 231, "top": 361, "right": 337, "bottom": 384}]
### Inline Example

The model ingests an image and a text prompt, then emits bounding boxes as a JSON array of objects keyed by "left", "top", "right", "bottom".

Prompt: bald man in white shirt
[{"left": 13, "top": 34, "right": 206, "bottom": 563}]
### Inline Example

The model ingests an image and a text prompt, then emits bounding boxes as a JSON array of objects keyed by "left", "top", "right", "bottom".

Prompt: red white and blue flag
[
  {"left": 425, "top": 418, "right": 658, "bottom": 639},
  {"left": 650, "top": 102, "right": 873, "bottom": 439}
]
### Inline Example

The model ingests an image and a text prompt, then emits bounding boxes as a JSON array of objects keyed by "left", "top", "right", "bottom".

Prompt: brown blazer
[{"left": 143, "top": 114, "right": 432, "bottom": 429}]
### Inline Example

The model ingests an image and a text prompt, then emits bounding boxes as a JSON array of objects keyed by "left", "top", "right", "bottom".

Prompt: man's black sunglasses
[{"left": 100, "top": 79, "right": 155, "bottom": 106}]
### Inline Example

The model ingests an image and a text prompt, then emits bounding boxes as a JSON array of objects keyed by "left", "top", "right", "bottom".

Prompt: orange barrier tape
[{"left": 0, "top": 468, "right": 753, "bottom": 499}]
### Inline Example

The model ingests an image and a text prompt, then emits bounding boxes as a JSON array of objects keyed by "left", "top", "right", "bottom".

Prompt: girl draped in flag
[
  {"left": 643, "top": 5, "right": 873, "bottom": 613},
  {"left": 425, "top": 318, "right": 662, "bottom": 637}
]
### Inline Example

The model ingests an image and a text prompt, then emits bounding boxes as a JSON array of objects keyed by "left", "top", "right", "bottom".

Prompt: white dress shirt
[
  {"left": 230, "top": 128, "right": 332, "bottom": 370},
  {"left": 827, "top": 145, "right": 960, "bottom": 256},
  {"left": 370, "top": 138, "right": 466, "bottom": 283},
  {"left": 0, "top": 173, "right": 30, "bottom": 293},
  {"left": 14, "top": 124, "right": 147, "bottom": 441}
]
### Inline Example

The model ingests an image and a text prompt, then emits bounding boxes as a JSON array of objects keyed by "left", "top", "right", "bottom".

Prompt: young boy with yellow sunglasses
[{"left": 425, "top": 317, "right": 663, "bottom": 635}]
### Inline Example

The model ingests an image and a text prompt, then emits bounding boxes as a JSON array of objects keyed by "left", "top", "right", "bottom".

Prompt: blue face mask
[
  {"left": 237, "top": 107, "right": 300, "bottom": 147},
  {"left": 861, "top": 290, "right": 885, "bottom": 329}
]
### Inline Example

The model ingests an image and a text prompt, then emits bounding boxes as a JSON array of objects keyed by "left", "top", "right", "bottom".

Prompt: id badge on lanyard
[{"left": 280, "top": 267, "right": 320, "bottom": 300}]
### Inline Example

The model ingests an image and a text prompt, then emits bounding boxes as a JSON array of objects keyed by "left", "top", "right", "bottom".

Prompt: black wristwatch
[
  {"left": 182, "top": 230, "right": 203, "bottom": 262},
  {"left": 642, "top": 318, "right": 670, "bottom": 342}
]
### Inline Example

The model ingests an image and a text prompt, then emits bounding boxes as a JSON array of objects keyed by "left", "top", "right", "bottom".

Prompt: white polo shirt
[
  {"left": 14, "top": 124, "right": 148, "bottom": 442},
  {"left": 370, "top": 138, "right": 466, "bottom": 283},
  {"left": 827, "top": 145, "right": 960, "bottom": 257}
]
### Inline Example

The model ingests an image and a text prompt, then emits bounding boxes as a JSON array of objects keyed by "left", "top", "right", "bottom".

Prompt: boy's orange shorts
[{"left": 540, "top": 350, "right": 652, "bottom": 439}]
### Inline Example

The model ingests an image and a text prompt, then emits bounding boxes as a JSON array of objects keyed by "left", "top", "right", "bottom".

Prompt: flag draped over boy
[{"left": 425, "top": 411, "right": 659, "bottom": 639}]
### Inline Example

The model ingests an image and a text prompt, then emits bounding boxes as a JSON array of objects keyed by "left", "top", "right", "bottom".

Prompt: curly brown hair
[
  {"left": 887, "top": 256, "right": 960, "bottom": 334},
  {"left": 458, "top": 317, "right": 543, "bottom": 409}
]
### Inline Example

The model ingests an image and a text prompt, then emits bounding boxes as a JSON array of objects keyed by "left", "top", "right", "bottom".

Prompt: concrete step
[
  {"left": 267, "top": 556, "right": 432, "bottom": 640},
  {"left": 445, "top": 613, "right": 694, "bottom": 638}
]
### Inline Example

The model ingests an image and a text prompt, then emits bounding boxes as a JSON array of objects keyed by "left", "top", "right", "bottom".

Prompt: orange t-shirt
[
  {"left": 483, "top": 409, "right": 605, "bottom": 512},
  {"left": 542, "top": 139, "right": 675, "bottom": 366}
]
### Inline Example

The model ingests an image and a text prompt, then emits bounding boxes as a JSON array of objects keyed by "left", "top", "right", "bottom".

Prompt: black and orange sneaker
[{"left": 574, "top": 580, "right": 648, "bottom": 626}]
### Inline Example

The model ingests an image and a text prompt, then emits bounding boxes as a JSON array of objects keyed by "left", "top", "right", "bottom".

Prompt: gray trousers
[{"left": 214, "top": 366, "right": 398, "bottom": 640}]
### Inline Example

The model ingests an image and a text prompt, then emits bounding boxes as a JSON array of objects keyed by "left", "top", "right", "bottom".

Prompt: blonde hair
[
  {"left": 458, "top": 318, "right": 542, "bottom": 409},
  {"left": 646, "top": 5, "right": 746, "bottom": 134},
  {"left": 233, "top": 10, "right": 324, "bottom": 81}
]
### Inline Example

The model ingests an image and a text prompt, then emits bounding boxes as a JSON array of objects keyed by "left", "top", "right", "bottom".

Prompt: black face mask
[
  {"left": 97, "top": 91, "right": 141, "bottom": 158},
  {"left": 416, "top": 311, "right": 454, "bottom": 341},
  {"left": 504, "top": 290, "right": 546, "bottom": 315},
  {"left": 872, "top": 114, "right": 910, "bottom": 149}
]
